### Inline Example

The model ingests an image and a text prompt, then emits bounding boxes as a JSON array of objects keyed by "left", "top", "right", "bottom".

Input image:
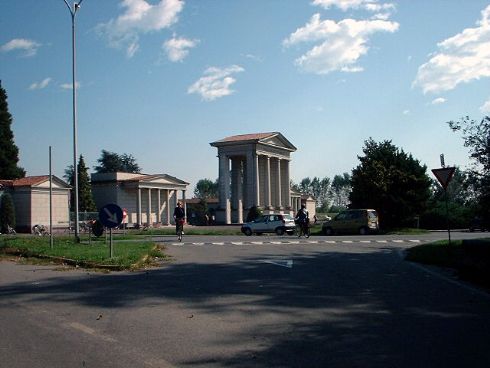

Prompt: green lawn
[
  {"left": 0, "top": 236, "right": 163, "bottom": 270},
  {"left": 405, "top": 238, "right": 490, "bottom": 288}
]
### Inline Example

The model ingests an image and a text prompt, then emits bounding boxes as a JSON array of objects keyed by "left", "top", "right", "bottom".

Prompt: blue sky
[{"left": 1, "top": 0, "right": 490, "bottom": 193}]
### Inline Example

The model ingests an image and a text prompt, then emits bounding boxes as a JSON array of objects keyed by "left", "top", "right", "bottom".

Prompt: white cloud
[
  {"left": 0, "top": 38, "right": 41, "bottom": 57},
  {"left": 413, "top": 5, "right": 490, "bottom": 94},
  {"left": 28, "top": 78, "right": 51, "bottom": 90},
  {"left": 431, "top": 97, "right": 446, "bottom": 105},
  {"left": 96, "top": 0, "right": 184, "bottom": 58},
  {"left": 312, "top": 0, "right": 395, "bottom": 13},
  {"left": 188, "top": 65, "right": 244, "bottom": 101},
  {"left": 402, "top": 109, "right": 410, "bottom": 115},
  {"left": 480, "top": 98, "right": 490, "bottom": 113},
  {"left": 283, "top": 14, "right": 398, "bottom": 74},
  {"left": 60, "top": 82, "right": 81, "bottom": 90},
  {"left": 163, "top": 36, "right": 199, "bottom": 62}
]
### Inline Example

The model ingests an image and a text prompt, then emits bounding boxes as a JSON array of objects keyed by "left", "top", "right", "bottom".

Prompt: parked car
[
  {"left": 322, "top": 209, "right": 379, "bottom": 235},
  {"left": 241, "top": 214, "right": 296, "bottom": 236},
  {"left": 469, "top": 217, "right": 488, "bottom": 232}
]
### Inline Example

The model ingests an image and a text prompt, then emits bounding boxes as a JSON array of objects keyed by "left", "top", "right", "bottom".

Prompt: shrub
[{"left": 0, "top": 193, "right": 16, "bottom": 233}]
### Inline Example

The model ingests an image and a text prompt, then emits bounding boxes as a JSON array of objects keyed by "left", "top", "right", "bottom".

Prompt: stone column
[
  {"left": 166, "top": 190, "right": 170, "bottom": 225},
  {"left": 218, "top": 153, "right": 231, "bottom": 224},
  {"left": 137, "top": 188, "right": 142, "bottom": 226},
  {"left": 157, "top": 189, "right": 161, "bottom": 223},
  {"left": 147, "top": 188, "right": 152, "bottom": 226},
  {"left": 285, "top": 160, "right": 291, "bottom": 209},
  {"left": 277, "top": 159, "right": 282, "bottom": 209},
  {"left": 265, "top": 156, "right": 271, "bottom": 209},
  {"left": 182, "top": 190, "right": 187, "bottom": 218},
  {"left": 231, "top": 157, "right": 243, "bottom": 223},
  {"left": 246, "top": 151, "right": 255, "bottom": 208},
  {"left": 255, "top": 153, "right": 260, "bottom": 207}
]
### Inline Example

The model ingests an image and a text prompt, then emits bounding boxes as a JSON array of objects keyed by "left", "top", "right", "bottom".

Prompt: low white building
[
  {"left": 91, "top": 172, "right": 189, "bottom": 227},
  {"left": 0, "top": 175, "right": 71, "bottom": 232}
]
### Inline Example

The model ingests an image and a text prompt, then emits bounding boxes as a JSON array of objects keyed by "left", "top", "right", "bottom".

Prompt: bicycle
[
  {"left": 3, "top": 225, "right": 17, "bottom": 235},
  {"left": 295, "top": 219, "right": 310, "bottom": 238},
  {"left": 176, "top": 218, "right": 185, "bottom": 242},
  {"left": 32, "top": 224, "right": 49, "bottom": 236}
]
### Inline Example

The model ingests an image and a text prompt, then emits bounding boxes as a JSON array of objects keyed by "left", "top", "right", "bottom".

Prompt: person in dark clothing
[
  {"left": 173, "top": 202, "right": 186, "bottom": 235},
  {"left": 295, "top": 204, "right": 310, "bottom": 237}
]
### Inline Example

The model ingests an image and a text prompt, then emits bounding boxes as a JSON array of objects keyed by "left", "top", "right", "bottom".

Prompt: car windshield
[{"left": 253, "top": 216, "right": 267, "bottom": 223}]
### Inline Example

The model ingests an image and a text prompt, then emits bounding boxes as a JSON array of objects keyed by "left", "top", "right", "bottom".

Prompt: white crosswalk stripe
[
  {"left": 231, "top": 242, "right": 243, "bottom": 245},
  {"left": 251, "top": 241, "right": 264, "bottom": 245},
  {"left": 212, "top": 242, "right": 224, "bottom": 245},
  {"left": 409, "top": 240, "right": 420, "bottom": 243}
]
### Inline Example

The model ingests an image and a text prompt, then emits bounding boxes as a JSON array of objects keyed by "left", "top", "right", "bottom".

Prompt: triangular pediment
[
  {"left": 211, "top": 132, "right": 296, "bottom": 151},
  {"left": 137, "top": 174, "right": 189, "bottom": 186},
  {"left": 259, "top": 133, "right": 297, "bottom": 151}
]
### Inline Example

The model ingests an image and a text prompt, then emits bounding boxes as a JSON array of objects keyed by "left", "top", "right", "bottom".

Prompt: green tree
[
  {"left": 329, "top": 173, "right": 351, "bottom": 210},
  {"left": 293, "top": 176, "right": 330, "bottom": 209},
  {"left": 94, "top": 150, "right": 141, "bottom": 173},
  {"left": 448, "top": 116, "right": 490, "bottom": 227},
  {"left": 0, "top": 192, "right": 16, "bottom": 233},
  {"left": 350, "top": 138, "right": 431, "bottom": 228},
  {"left": 0, "top": 81, "right": 25, "bottom": 179},
  {"left": 421, "top": 168, "right": 476, "bottom": 229},
  {"left": 64, "top": 155, "right": 97, "bottom": 212},
  {"left": 194, "top": 178, "right": 218, "bottom": 200}
]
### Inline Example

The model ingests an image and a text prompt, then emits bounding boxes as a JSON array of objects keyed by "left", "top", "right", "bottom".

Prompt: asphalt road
[{"left": 1, "top": 231, "right": 490, "bottom": 368}]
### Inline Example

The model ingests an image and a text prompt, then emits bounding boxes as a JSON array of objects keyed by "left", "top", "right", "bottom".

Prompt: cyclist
[
  {"left": 173, "top": 201, "right": 186, "bottom": 241},
  {"left": 295, "top": 204, "right": 310, "bottom": 238}
]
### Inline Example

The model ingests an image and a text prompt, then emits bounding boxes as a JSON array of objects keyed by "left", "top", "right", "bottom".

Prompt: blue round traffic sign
[{"left": 99, "top": 203, "right": 123, "bottom": 228}]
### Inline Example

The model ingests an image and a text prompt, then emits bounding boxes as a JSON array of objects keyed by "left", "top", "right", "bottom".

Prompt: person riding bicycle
[
  {"left": 173, "top": 201, "right": 186, "bottom": 236},
  {"left": 295, "top": 204, "right": 309, "bottom": 236}
]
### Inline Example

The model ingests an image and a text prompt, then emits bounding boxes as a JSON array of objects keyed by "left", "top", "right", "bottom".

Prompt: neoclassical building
[
  {"left": 210, "top": 132, "right": 297, "bottom": 224},
  {"left": 91, "top": 172, "right": 188, "bottom": 227}
]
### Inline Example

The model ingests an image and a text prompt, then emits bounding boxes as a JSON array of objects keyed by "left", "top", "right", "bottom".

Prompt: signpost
[
  {"left": 431, "top": 156, "right": 456, "bottom": 245},
  {"left": 99, "top": 204, "right": 123, "bottom": 258}
]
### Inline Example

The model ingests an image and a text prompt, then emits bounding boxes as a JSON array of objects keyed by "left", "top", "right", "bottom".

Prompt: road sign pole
[
  {"left": 445, "top": 188, "right": 451, "bottom": 246},
  {"left": 109, "top": 227, "right": 113, "bottom": 258}
]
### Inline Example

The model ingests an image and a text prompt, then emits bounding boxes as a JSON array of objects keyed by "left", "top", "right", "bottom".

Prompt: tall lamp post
[{"left": 63, "top": 0, "right": 84, "bottom": 241}]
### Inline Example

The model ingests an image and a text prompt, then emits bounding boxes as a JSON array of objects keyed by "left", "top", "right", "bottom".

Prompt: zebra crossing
[{"left": 167, "top": 239, "right": 422, "bottom": 246}]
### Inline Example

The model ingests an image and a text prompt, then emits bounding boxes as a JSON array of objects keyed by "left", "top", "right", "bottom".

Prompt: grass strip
[
  {"left": 405, "top": 238, "right": 490, "bottom": 288},
  {"left": 0, "top": 236, "right": 163, "bottom": 270}
]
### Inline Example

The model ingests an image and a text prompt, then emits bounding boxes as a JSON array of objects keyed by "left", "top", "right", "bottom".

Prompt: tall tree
[
  {"left": 64, "top": 155, "right": 97, "bottom": 212},
  {"left": 0, "top": 192, "right": 16, "bottom": 233},
  {"left": 448, "top": 115, "right": 490, "bottom": 226},
  {"left": 0, "top": 81, "right": 25, "bottom": 179},
  {"left": 350, "top": 138, "right": 431, "bottom": 228},
  {"left": 194, "top": 178, "right": 218, "bottom": 200},
  {"left": 329, "top": 173, "right": 351, "bottom": 210},
  {"left": 94, "top": 150, "right": 141, "bottom": 173}
]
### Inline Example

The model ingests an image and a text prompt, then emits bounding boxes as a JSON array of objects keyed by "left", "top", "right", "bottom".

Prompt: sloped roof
[
  {"left": 210, "top": 132, "right": 297, "bottom": 151},
  {"left": 0, "top": 176, "right": 70, "bottom": 189},
  {"left": 125, "top": 173, "right": 189, "bottom": 185}
]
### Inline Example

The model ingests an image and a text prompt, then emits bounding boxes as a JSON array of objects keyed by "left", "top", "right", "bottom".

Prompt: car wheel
[
  {"left": 243, "top": 228, "right": 252, "bottom": 236},
  {"left": 359, "top": 227, "right": 368, "bottom": 235},
  {"left": 275, "top": 227, "right": 285, "bottom": 236},
  {"left": 323, "top": 227, "right": 333, "bottom": 236}
]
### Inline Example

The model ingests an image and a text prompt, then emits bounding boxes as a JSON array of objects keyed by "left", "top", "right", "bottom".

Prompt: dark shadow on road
[{"left": 1, "top": 247, "right": 490, "bottom": 367}]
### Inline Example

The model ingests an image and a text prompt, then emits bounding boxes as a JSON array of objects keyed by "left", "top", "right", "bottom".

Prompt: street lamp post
[{"left": 63, "top": 0, "right": 84, "bottom": 241}]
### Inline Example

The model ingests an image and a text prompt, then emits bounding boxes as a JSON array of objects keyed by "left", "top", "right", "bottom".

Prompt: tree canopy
[
  {"left": 94, "top": 150, "right": 141, "bottom": 174},
  {"left": 0, "top": 81, "right": 25, "bottom": 179},
  {"left": 349, "top": 138, "right": 431, "bottom": 228},
  {"left": 64, "top": 155, "right": 97, "bottom": 212},
  {"left": 194, "top": 178, "right": 218, "bottom": 200},
  {"left": 448, "top": 115, "right": 490, "bottom": 226}
]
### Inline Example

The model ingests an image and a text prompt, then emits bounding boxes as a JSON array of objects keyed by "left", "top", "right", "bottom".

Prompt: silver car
[{"left": 241, "top": 214, "right": 296, "bottom": 236}]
